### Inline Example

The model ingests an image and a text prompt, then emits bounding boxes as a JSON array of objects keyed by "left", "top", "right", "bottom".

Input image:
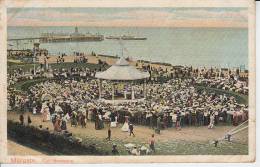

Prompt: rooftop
[{"left": 95, "top": 57, "right": 150, "bottom": 81}]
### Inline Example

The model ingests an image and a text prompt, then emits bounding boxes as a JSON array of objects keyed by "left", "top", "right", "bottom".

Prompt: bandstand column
[
  {"left": 131, "top": 82, "right": 135, "bottom": 100},
  {"left": 112, "top": 83, "right": 115, "bottom": 100},
  {"left": 123, "top": 82, "right": 127, "bottom": 99}
]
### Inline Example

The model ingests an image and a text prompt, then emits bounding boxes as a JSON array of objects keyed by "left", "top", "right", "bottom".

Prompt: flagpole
[{"left": 119, "top": 38, "right": 124, "bottom": 58}]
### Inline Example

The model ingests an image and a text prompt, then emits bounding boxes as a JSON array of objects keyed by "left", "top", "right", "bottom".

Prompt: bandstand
[{"left": 95, "top": 57, "right": 150, "bottom": 104}]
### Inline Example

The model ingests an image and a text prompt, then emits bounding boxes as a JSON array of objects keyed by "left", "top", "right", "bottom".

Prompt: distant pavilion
[{"left": 95, "top": 57, "right": 150, "bottom": 104}]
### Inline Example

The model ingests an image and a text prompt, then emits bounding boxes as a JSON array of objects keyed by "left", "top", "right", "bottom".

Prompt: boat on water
[
  {"left": 39, "top": 27, "right": 104, "bottom": 43},
  {"left": 121, "top": 35, "right": 147, "bottom": 40},
  {"left": 106, "top": 36, "right": 121, "bottom": 40},
  {"left": 105, "top": 35, "right": 147, "bottom": 40}
]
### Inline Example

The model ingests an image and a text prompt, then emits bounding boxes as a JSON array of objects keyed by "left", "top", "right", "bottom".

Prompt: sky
[{"left": 7, "top": 7, "right": 248, "bottom": 28}]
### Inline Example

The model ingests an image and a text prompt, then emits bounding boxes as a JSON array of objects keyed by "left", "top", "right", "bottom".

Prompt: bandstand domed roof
[{"left": 95, "top": 57, "right": 150, "bottom": 81}]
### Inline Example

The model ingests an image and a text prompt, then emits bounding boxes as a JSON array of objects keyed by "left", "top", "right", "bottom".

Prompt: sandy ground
[
  {"left": 7, "top": 112, "right": 248, "bottom": 144},
  {"left": 38, "top": 54, "right": 172, "bottom": 71},
  {"left": 8, "top": 140, "right": 45, "bottom": 155}
]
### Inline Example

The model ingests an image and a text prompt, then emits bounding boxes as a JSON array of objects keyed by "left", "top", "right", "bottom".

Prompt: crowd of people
[
  {"left": 196, "top": 78, "right": 248, "bottom": 95},
  {"left": 56, "top": 55, "right": 65, "bottom": 64},
  {"left": 8, "top": 75, "right": 248, "bottom": 133},
  {"left": 7, "top": 49, "right": 49, "bottom": 59},
  {"left": 7, "top": 58, "right": 249, "bottom": 155}
]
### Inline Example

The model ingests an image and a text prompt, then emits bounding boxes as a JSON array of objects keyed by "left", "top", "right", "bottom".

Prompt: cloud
[
  {"left": 7, "top": 8, "right": 248, "bottom": 28},
  {"left": 172, "top": 9, "right": 247, "bottom": 21}
]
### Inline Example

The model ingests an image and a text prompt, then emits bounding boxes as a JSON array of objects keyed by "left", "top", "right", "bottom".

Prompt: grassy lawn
[
  {"left": 8, "top": 61, "right": 36, "bottom": 73},
  {"left": 76, "top": 134, "right": 248, "bottom": 155},
  {"left": 155, "top": 140, "right": 248, "bottom": 155},
  {"left": 13, "top": 78, "right": 54, "bottom": 91}
]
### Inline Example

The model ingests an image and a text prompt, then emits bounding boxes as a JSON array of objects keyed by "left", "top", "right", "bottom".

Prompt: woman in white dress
[
  {"left": 46, "top": 107, "right": 51, "bottom": 121},
  {"left": 208, "top": 113, "right": 215, "bottom": 129},
  {"left": 121, "top": 116, "right": 129, "bottom": 132},
  {"left": 32, "top": 101, "right": 37, "bottom": 114},
  {"left": 41, "top": 103, "right": 50, "bottom": 122}
]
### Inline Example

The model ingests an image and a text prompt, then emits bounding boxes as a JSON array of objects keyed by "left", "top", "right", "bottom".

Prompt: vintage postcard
[{"left": 0, "top": 0, "right": 256, "bottom": 163}]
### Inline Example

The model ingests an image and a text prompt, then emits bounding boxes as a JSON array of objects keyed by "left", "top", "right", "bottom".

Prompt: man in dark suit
[
  {"left": 129, "top": 123, "right": 135, "bottom": 137},
  {"left": 19, "top": 114, "right": 24, "bottom": 125}
]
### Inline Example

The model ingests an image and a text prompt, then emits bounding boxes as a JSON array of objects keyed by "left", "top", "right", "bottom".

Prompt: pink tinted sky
[{"left": 7, "top": 8, "right": 248, "bottom": 28}]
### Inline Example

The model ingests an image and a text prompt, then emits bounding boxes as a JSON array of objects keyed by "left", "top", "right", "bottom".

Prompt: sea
[{"left": 7, "top": 26, "right": 248, "bottom": 69}]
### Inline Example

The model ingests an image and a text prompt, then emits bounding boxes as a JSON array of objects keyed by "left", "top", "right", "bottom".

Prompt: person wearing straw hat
[
  {"left": 129, "top": 123, "right": 135, "bottom": 137},
  {"left": 131, "top": 146, "right": 140, "bottom": 156}
]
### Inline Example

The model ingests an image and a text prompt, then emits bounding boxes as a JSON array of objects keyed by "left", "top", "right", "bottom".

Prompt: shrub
[{"left": 7, "top": 120, "right": 108, "bottom": 155}]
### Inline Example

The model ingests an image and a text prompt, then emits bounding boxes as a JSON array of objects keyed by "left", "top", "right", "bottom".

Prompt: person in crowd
[
  {"left": 52, "top": 114, "right": 57, "bottom": 125},
  {"left": 112, "top": 144, "right": 119, "bottom": 155},
  {"left": 198, "top": 111, "right": 204, "bottom": 126},
  {"left": 80, "top": 113, "right": 86, "bottom": 128},
  {"left": 156, "top": 117, "right": 161, "bottom": 131},
  {"left": 27, "top": 115, "right": 32, "bottom": 125},
  {"left": 98, "top": 113, "right": 104, "bottom": 129},
  {"left": 41, "top": 104, "right": 50, "bottom": 122},
  {"left": 19, "top": 114, "right": 24, "bottom": 125},
  {"left": 38, "top": 125, "right": 43, "bottom": 129},
  {"left": 110, "top": 112, "right": 117, "bottom": 128},
  {"left": 149, "top": 134, "right": 156, "bottom": 153},
  {"left": 129, "top": 123, "right": 135, "bottom": 137},
  {"left": 176, "top": 112, "right": 181, "bottom": 130},
  {"left": 131, "top": 146, "right": 140, "bottom": 156},
  {"left": 106, "top": 127, "right": 111, "bottom": 141},
  {"left": 32, "top": 101, "right": 37, "bottom": 114},
  {"left": 208, "top": 113, "right": 215, "bottom": 129},
  {"left": 71, "top": 111, "right": 78, "bottom": 127},
  {"left": 121, "top": 116, "right": 129, "bottom": 132},
  {"left": 54, "top": 116, "right": 62, "bottom": 132},
  {"left": 204, "top": 111, "right": 209, "bottom": 126},
  {"left": 214, "top": 110, "right": 219, "bottom": 125},
  {"left": 61, "top": 116, "right": 67, "bottom": 131}
]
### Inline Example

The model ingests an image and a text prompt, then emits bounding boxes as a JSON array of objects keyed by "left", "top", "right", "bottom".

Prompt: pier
[{"left": 7, "top": 37, "right": 44, "bottom": 41}]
